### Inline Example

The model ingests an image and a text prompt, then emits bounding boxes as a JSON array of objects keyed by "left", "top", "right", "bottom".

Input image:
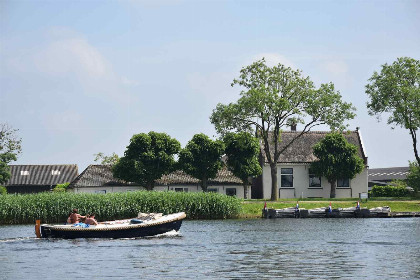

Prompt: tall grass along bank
[{"left": 0, "top": 191, "right": 242, "bottom": 224}]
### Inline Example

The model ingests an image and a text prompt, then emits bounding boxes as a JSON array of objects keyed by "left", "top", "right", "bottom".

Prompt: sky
[{"left": 1, "top": 0, "right": 419, "bottom": 173}]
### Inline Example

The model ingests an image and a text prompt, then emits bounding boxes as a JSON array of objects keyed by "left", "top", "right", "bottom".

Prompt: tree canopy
[
  {"left": 366, "top": 57, "right": 420, "bottom": 165},
  {"left": 223, "top": 132, "right": 262, "bottom": 198},
  {"left": 210, "top": 58, "right": 356, "bottom": 200},
  {"left": 178, "top": 133, "right": 224, "bottom": 192},
  {"left": 311, "top": 132, "right": 364, "bottom": 198},
  {"left": 94, "top": 152, "right": 119, "bottom": 166},
  {"left": 0, "top": 123, "right": 22, "bottom": 184},
  {"left": 113, "top": 131, "right": 181, "bottom": 190}
]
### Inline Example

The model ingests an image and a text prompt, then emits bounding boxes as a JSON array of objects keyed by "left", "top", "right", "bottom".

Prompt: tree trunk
[
  {"left": 146, "top": 181, "right": 155, "bottom": 191},
  {"left": 270, "top": 163, "right": 278, "bottom": 201},
  {"left": 243, "top": 183, "right": 249, "bottom": 199},
  {"left": 409, "top": 129, "right": 420, "bottom": 166},
  {"left": 201, "top": 177, "right": 208, "bottom": 192},
  {"left": 329, "top": 179, "right": 337, "bottom": 198}
]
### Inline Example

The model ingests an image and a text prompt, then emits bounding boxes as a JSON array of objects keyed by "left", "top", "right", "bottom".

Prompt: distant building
[
  {"left": 68, "top": 165, "right": 246, "bottom": 198},
  {"left": 5, "top": 165, "right": 79, "bottom": 193},
  {"left": 368, "top": 167, "right": 409, "bottom": 190},
  {"left": 257, "top": 129, "right": 369, "bottom": 199}
]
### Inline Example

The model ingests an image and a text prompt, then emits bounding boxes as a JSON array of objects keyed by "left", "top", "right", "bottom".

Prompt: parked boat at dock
[{"left": 263, "top": 205, "right": 394, "bottom": 219}]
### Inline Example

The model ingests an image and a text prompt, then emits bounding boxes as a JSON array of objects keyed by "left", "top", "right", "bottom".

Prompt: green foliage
[
  {"left": 113, "top": 131, "right": 181, "bottom": 190},
  {"left": 178, "top": 134, "right": 225, "bottom": 192},
  {"left": 0, "top": 123, "right": 22, "bottom": 184},
  {"left": 0, "top": 191, "right": 242, "bottom": 224},
  {"left": 311, "top": 132, "right": 364, "bottom": 198},
  {"left": 210, "top": 58, "right": 355, "bottom": 200},
  {"left": 53, "top": 182, "right": 70, "bottom": 192},
  {"left": 366, "top": 57, "right": 420, "bottom": 165},
  {"left": 370, "top": 185, "right": 411, "bottom": 197},
  {"left": 0, "top": 186, "right": 7, "bottom": 195},
  {"left": 407, "top": 161, "right": 420, "bottom": 192},
  {"left": 93, "top": 152, "right": 119, "bottom": 166},
  {"left": 223, "top": 132, "right": 262, "bottom": 198}
]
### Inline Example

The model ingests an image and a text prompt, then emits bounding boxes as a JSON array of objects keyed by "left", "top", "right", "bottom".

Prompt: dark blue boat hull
[{"left": 40, "top": 220, "right": 183, "bottom": 239}]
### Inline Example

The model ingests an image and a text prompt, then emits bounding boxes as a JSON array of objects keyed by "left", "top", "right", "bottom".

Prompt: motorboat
[{"left": 35, "top": 212, "right": 186, "bottom": 239}]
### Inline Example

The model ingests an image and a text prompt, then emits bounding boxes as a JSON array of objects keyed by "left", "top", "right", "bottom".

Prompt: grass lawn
[{"left": 239, "top": 199, "right": 420, "bottom": 218}]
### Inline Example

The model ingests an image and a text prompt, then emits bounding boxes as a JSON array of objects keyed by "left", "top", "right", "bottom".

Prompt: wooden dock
[{"left": 262, "top": 208, "right": 420, "bottom": 219}]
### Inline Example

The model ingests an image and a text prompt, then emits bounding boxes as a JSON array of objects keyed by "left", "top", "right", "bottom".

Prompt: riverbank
[{"left": 239, "top": 200, "right": 420, "bottom": 219}]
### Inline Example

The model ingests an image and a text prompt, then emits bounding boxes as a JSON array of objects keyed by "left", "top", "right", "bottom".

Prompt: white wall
[
  {"left": 71, "top": 186, "right": 145, "bottom": 193},
  {"left": 262, "top": 163, "right": 368, "bottom": 199},
  {"left": 71, "top": 184, "right": 246, "bottom": 198}
]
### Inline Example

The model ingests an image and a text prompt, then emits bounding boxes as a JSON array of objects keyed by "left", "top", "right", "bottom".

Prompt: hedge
[
  {"left": 370, "top": 185, "right": 410, "bottom": 197},
  {"left": 0, "top": 191, "right": 242, "bottom": 224}
]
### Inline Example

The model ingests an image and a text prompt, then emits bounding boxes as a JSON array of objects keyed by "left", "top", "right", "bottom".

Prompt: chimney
[{"left": 291, "top": 123, "right": 297, "bottom": 131}]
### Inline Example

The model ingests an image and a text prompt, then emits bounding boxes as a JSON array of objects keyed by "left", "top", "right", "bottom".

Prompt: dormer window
[
  {"left": 51, "top": 170, "right": 61, "bottom": 175},
  {"left": 20, "top": 171, "right": 29, "bottom": 176}
]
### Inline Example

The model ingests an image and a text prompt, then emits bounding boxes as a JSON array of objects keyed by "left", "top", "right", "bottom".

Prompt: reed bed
[{"left": 0, "top": 191, "right": 242, "bottom": 224}]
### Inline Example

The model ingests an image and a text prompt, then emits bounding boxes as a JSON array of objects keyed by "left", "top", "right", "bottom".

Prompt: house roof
[
  {"left": 368, "top": 167, "right": 409, "bottom": 182},
  {"left": 5, "top": 165, "right": 79, "bottom": 186},
  {"left": 69, "top": 165, "right": 132, "bottom": 187},
  {"left": 69, "top": 164, "right": 242, "bottom": 188},
  {"left": 262, "top": 130, "right": 367, "bottom": 164}
]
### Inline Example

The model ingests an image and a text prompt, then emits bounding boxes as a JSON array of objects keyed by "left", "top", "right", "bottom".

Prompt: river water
[{"left": 1, "top": 218, "right": 419, "bottom": 280}]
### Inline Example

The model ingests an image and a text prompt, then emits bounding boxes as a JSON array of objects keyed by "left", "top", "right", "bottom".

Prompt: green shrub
[
  {"left": 0, "top": 191, "right": 242, "bottom": 224},
  {"left": 370, "top": 184, "right": 410, "bottom": 197},
  {"left": 53, "top": 182, "right": 70, "bottom": 192},
  {"left": 0, "top": 186, "right": 7, "bottom": 195},
  {"left": 407, "top": 162, "right": 420, "bottom": 193}
]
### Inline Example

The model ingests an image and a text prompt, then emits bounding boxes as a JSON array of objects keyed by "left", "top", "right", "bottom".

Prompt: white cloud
[
  {"left": 320, "top": 60, "right": 348, "bottom": 76},
  {"left": 34, "top": 37, "right": 111, "bottom": 79},
  {"left": 121, "top": 76, "right": 139, "bottom": 86}
]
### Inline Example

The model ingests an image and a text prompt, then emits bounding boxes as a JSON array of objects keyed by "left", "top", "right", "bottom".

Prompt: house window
[
  {"left": 51, "top": 170, "right": 61, "bottom": 175},
  {"left": 309, "top": 170, "right": 321, "bottom": 188},
  {"left": 94, "top": 190, "right": 106, "bottom": 194},
  {"left": 337, "top": 178, "right": 350, "bottom": 188},
  {"left": 226, "top": 188, "right": 237, "bottom": 196},
  {"left": 281, "top": 168, "right": 293, "bottom": 188},
  {"left": 208, "top": 188, "right": 218, "bottom": 193},
  {"left": 175, "top": 187, "right": 188, "bottom": 192},
  {"left": 20, "top": 171, "right": 29, "bottom": 176}
]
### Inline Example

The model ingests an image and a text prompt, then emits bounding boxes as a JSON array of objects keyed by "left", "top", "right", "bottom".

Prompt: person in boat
[
  {"left": 69, "top": 208, "right": 86, "bottom": 224},
  {"left": 85, "top": 213, "right": 98, "bottom": 225},
  {"left": 66, "top": 211, "right": 72, "bottom": 224}
]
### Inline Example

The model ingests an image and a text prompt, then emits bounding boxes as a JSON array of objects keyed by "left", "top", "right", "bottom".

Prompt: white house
[
  {"left": 260, "top": 129, "right": 369, "bottom": 199},
  {"left": 68, "top": 165, "right": 247, "bottom": 198}
]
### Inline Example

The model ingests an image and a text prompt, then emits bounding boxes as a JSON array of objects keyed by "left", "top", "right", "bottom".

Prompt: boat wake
[{"left": 0, "top": 237, "right": 37, "bottom": 243}]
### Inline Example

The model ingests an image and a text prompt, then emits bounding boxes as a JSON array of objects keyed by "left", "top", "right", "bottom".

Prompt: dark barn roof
[
  {"left": 369, "top": 167, "right": 409, "bottom": 182},
  {"left": 263, "top": 130, "right": 367, "bottom": 165},
  {"left": 5, "top": 165, "right": 79, "bottom": 186},
  {"left": 70, "top": 165, "right": 242, "bottom": 188}
]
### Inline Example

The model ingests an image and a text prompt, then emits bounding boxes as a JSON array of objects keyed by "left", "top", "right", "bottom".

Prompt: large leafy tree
[
  {"left": 178, "top": 133, "right": 224, "bottom": 192},
  {"left": 223, "top": 132, "right": 262, "bottom": 199},
  {"left": 210, "top": 59, "right": 355, "bottom": 200},
  {"left": 366, "top": 57, "right": 420, "bottom": 165},
  {"left": 311, "top": 133, "right": 364, "bottom": 198},
  {"left": 0, "top": 123, "right": 22, "bottom": 184},
  {"left": 113, "top": 131, "right": 181, "bottom": 190}
]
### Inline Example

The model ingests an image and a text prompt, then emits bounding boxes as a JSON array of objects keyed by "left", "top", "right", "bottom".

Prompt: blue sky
[{"left": 1, "top": 0, "right": 419, "bottom": 172}]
